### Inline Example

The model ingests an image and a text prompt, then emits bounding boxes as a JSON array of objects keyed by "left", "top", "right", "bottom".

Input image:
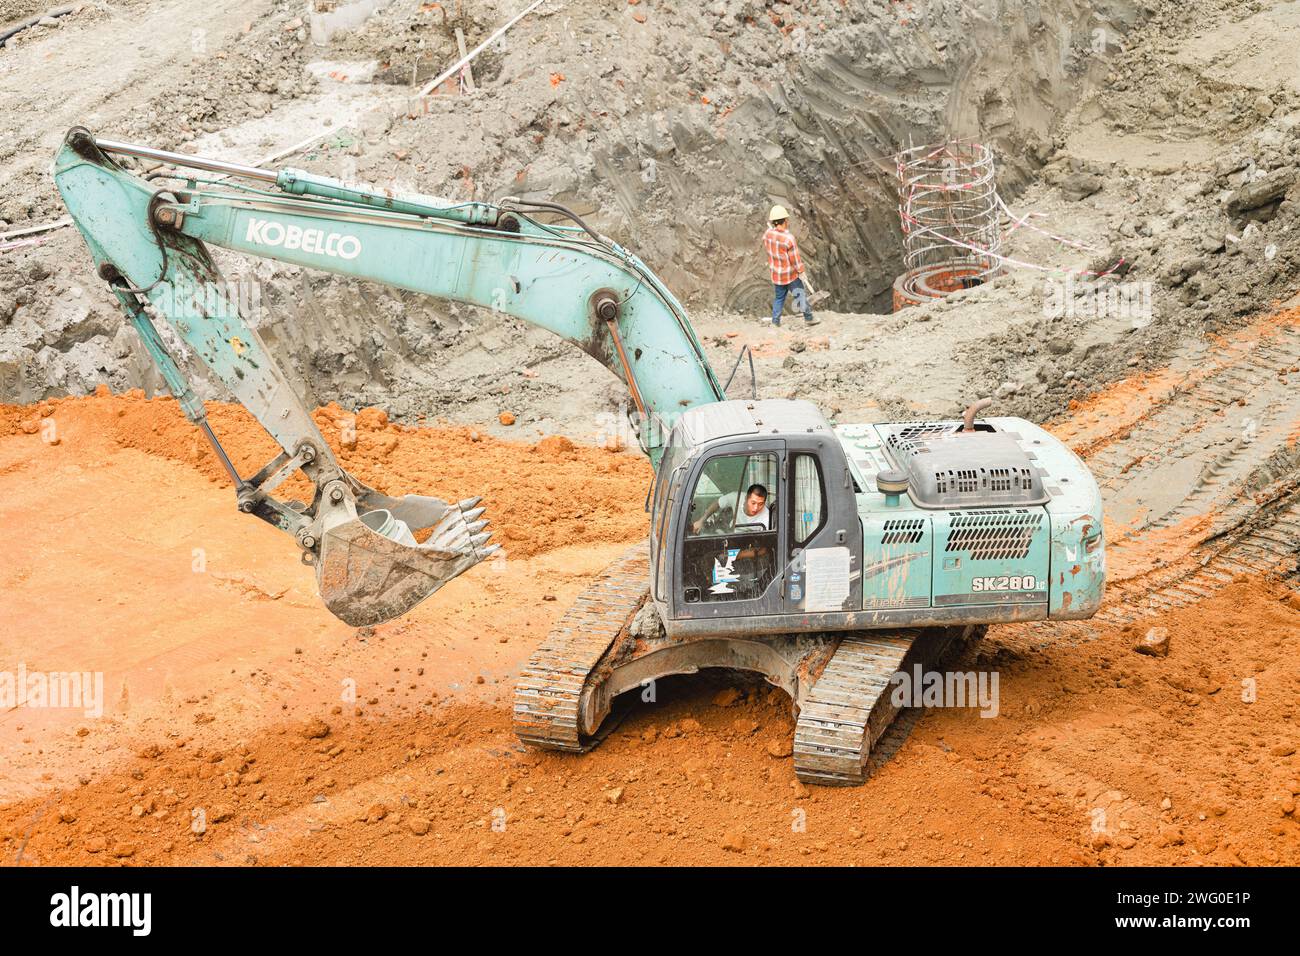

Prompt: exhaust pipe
[{"left": 962, "top": 397, "right": 993, "bottom": 433}]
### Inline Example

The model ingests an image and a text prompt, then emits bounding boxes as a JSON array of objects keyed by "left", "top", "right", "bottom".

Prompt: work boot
[{"left": 803, "top": 316, "right": 820, "bottom": 327}]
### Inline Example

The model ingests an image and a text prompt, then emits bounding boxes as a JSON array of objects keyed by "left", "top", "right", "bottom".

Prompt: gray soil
[{"left": 2, "top": 0, "right": 1300, "bottom": 444}]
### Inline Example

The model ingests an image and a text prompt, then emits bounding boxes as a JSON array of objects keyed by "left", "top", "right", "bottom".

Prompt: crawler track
[
  {"left": 511, "top": 542, "right": 649, "bottom": 751},
  {"left": 513, "top": 545, "right": 986, "bottom": 786},
  {"left": 793, "top": 626, "right": 981, "bottom": 785}
]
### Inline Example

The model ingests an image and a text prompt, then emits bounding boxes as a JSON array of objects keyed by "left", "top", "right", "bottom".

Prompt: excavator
[{"left": 53, "top": 128, "right": 1106, "bottom": 784}]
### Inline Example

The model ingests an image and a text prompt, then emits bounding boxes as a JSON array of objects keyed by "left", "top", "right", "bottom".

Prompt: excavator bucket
[{"left": 316, "top": 494, "right": 496, "bottom": 627}]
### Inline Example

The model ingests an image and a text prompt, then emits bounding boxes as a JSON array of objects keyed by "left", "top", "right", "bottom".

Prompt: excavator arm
[{"left": 53, "top": 127, "right": 726, "bottom": 626}]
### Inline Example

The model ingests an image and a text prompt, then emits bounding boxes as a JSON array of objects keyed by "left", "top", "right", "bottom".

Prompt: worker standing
[{"left": 763, "top": 205, "right": 819, "bottom": 328}]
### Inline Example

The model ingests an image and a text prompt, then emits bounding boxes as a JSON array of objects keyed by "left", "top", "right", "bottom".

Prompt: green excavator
[{"left": 53, "top": 128, "right": 1105, "bottom": 784}]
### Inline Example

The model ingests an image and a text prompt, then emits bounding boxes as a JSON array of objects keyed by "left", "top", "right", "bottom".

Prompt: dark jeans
[{"left": 772, "top": 277, "right": 813, "bottom": 324}]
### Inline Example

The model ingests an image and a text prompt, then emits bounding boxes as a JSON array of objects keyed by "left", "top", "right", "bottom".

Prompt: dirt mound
[{"left": 0, "top": 391, "right": 651, "bottom": 559}]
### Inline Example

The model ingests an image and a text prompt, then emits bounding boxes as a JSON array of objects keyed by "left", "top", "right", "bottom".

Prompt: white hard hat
[{"left": 768, "top": 204, "right": 790, "bottom": 222}]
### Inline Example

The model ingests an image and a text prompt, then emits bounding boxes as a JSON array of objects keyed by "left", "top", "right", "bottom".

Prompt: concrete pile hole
[{"left": 0, "top": 0, "right": 1299, "bottom": 869}]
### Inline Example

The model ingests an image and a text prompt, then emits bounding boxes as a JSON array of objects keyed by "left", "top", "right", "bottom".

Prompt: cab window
[
  {"left": 681, "top": 452, "right": 778, "bottom": 602},
  {"left": 791, "top": 453, "right": 825, "bottom": 547}
]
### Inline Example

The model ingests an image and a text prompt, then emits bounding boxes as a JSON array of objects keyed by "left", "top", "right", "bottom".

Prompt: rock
[
  {"left": 366, "top": 803, "right": 388, "bottom": 823},
  {"left": 498, "top": 411, "right": 516, "bottom": 426},
  {"left": 56, "top": 806, "right": 76, "bottom": 824},
  {"left": 1271, "top": 742, "right": 1297, "bottom": 757},
  {"left": 209, "top": 805, "right": 232, "bottom": 823},
  {"left": 995, "top": 381, "right": 1019, "bottom": 399},
  {"left": 1155, "top": 825, "right": 1184, "bottom": 847},
  {"left": 1253, "top": 94, "right": 1275, "bottom": 118},
  {"left": 355, "top": 407, "right": 388, "bottom": 431},
  {"left": 1059, "top": 171, "right": 1104, "bottom": 201},
  {"left": 111, "top": 843, "right": 136, "bottom": 858},
  {"left": 1174, "top": 256, "right": 1205, "bottom": 279},
  {"left": 732, "top": 719, "right": 759, "bottom": 735},
  {"left": 301, "top": 718, "right": 331, "bottom": 739},
  {"left": 712, "top": 687, "right": 742, "bottom": 707},
  {"left": 766, "top": 738, "right": 793, "bottom": 758},
  {"left": 84, "top": 836, "right": 107, "bottom": 854},
  {"left": 407, "top": 816, "right": 431, "bottom": 836},
  {"left": 679, "top": 718, "right": 701, "bottom": 734},
  {"left": 1226, "top": 169, "right": 1293, "bottom": 217},
  {"left": 1135, "top": 626, "right": 1169, "bottom": 657},
  {"left": 605, "top": 787, "right": 624, "bottom": 804},
  {"left": 720, "top": 831, "right": 748, "bottom": 852}
]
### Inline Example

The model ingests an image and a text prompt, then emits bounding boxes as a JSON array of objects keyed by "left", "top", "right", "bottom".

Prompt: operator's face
[{"left": 744, "top": 492, "right": 766, "bottom": 516}]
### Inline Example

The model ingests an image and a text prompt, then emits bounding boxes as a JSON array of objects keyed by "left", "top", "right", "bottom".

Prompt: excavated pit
[{"left": 0, "top": 0, "right": 1146, "bottom": 416}]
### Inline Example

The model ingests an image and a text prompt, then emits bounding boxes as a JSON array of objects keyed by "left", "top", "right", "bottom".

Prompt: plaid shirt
[{"left": 763, "top": 225, "right": 804, "bottom": 285}]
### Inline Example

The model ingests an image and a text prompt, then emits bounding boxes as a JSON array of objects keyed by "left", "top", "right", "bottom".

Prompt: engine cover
[
  {"left": 837, "top": 416, "right": 1106, "bottom": 623},
  {"left": 882, "top": 423, "right": 1049, "bottom": 509}
]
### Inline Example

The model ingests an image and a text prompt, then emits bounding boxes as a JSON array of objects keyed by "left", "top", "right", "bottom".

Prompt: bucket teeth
[
  {"left": 317, "top": 493, "right": 495, "bottom": 626},
  {"left": 458, "top": 496, "right": 482, "bottom": 510}
]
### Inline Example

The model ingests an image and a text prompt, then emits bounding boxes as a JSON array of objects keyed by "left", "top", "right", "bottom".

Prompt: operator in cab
[{"left": 692, "top": 483, "right": 771, "bottom": 535}]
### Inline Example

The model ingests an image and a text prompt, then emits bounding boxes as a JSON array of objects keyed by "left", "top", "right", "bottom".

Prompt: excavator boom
[{"left": 54, "top": 128, "right": 724, "bottom": 625}]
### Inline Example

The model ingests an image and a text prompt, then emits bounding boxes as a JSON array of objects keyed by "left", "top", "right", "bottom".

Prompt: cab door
[
  {"left": 782, "top": 439, "right": 863, "bottom": 615},
  {"left": 674, "top": 440, "right": 785, "bottom": 621}
]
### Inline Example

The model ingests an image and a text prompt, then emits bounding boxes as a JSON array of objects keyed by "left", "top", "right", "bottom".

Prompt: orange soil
[
  {"left": 1, "top": 394, "right": 1298, "bottom": 866},
  {"left": 0, "top": 389, "right": 651, "bottom": 561}
]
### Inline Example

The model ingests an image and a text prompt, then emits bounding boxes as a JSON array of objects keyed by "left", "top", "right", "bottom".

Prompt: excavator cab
[
  {"left": 650, "top": 397, "right": 1104, "bottom": 639},
  {"left": 650, "top": 400, "right": 866, "bottom": 633}
]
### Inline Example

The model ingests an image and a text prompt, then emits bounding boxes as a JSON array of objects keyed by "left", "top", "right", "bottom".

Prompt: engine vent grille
[
  {"left": 881, "top": 518, "right": 924, "bottom": 545},
  {"left": 935, "top": 465, "right": 1036, "bottom": 497},
  {"left": 886, "top": 422, "right": 958, "bottom": 457},
  {"left": 944, "top": 510, "right": 1043, "bottom": 561}
]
